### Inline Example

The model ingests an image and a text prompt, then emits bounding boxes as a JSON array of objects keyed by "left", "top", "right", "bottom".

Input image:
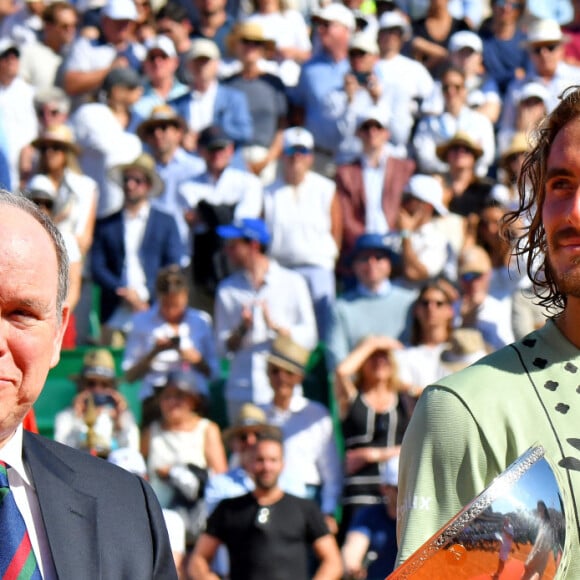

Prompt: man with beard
[
  {"left": 189, "top": 432, "right": 342, "bottom": 580},
  {"left": 396, "top": 87, "right": 580, "bottom": 577}
]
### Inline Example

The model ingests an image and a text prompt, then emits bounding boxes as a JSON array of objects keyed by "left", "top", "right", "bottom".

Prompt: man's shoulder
[
  {"left": 95, "top": 210, "right": 123, "bottom": 228},
  {"left": 427, "top": 325, "right": 557, "bottom": 403},
  {"left": 216, "top": 491, "right": 255, "bottom": 510},
  {"left": 216, "top": 270, "right": 248, "bottom": 293},
  {"left": 24, "top": 432, "right": 141, "bottom": 488},
  {"left": 149, "top": 206, "right": 177, "bottom": 226},
  {"left": 299, "top": 398, "right": 331, "bottom": 420}
]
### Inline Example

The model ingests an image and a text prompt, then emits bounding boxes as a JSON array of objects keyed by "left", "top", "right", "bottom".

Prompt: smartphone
[
  {"left": 170, "top": 335, "right": 181, "bottom": 348},
  {"left": 354, "top": 70, "right": 370, "bottom": 85},
  {"left": 92, "top": 393, "right": 116, "bottom": 407}
]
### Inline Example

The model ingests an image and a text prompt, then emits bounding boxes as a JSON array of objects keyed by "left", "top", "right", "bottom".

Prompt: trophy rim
[{"left": 393, "top": 445, "right": 546, "bottom": 579}]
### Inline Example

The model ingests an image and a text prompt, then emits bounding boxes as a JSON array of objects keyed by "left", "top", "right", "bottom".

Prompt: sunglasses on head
[{"left": 284, "top": 146, "right": 311, "bottom": 156}]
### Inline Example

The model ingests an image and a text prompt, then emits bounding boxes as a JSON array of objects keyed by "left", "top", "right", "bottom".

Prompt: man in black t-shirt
[{"left": 189, "top": 433, "right": 343, "bottom": 580}]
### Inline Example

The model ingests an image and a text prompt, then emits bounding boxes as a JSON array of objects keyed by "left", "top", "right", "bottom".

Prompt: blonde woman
[{"left": 334, "top": 335, "right": 414, "bottom": 539}]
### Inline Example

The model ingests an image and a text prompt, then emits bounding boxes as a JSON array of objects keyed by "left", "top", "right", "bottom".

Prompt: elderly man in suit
[
  {"left": 0, "top": 193, "right": 176, "bottom": 579},
  {"left": 91, "top": 153, "right": 183, "bottom": 345}
]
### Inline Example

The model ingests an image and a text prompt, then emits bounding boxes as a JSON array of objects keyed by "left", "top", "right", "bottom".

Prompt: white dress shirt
[
  {"left": 1, "top": 425, "right": 57, "bottom": 580},
  {"left": 215, "top": 260, "right": 317, "bottom": 405},
  {"left": 261, "top": 392, "right": 342, "bottom": 515},
  {"left": 362, "top": 150, "right": 390, "bottom": 235},
  {"left": 187, "top": 81, "right": 218, "bottom": 134}
]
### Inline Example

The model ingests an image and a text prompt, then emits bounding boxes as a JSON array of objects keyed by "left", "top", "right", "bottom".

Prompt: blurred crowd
[{"left": 5, "top": 0, "right": 579, "bottom": 575}]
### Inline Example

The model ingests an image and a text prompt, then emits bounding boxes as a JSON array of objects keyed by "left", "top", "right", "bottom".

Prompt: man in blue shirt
[{"left": 290, "top": 3, "right": 355, "bottom": 176}]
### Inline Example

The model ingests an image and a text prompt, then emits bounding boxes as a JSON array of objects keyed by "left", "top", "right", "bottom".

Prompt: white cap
[
  {"left": 187, "top": 38, "right": 220, "bottom": 60},
  {"left": 516, "top": 81, "right": 550, "bottom": 107},
  {"left": 449, "top": 30, "right": 482, "bottom": 53},
  {"left": 145, "top": 35, "right": 177, "bottom": 58},
  {"left": 382, "top": 454, "right": 399, "bottom": 486},
  {"left": 0, "top": 38, "right": 19, "bottom": 57},
  {"left": 313, "top": 4, "right": 355, "bottom": 31},
  {"left": 525, "top": 18, "right": 564, "bottom": 46},
  {"left": 378, "top": 11, "right": 411, "bottom": 37},
  {"left": 283, "top": 127, "right": 314, "bottom": 150},
  {"left": 26, "top": 174, "right": 57, "bottom": 199},
  {"left": 101, "top": 0, "right": 138, "bottom": 21},
  {"left": 404, "top": 174, "right": 448, "bottom": 216},
  {"left": 350, "top": 31, "right": 379, "bottom": 55},
  {"left": 356, "top": 105, "right": 390, "bottom": 130},
  {"left": 108, "top": 448, "right": 147, "bottom": 477}
]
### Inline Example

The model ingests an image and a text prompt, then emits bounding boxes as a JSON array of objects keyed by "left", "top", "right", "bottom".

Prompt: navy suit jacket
[
  {"left": 23, "top": 431, "right": 177, "bottom": 579},
  {"left": 169, "top": 84, "right": 253, "bottom": 147},
  {"left": 91, "top": 206, "right": 183, "bottom": 323}
]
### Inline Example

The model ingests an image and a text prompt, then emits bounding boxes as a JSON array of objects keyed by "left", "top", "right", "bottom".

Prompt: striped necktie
[{"left": 0, "top": 461, "right": 42, "bottom": 580}]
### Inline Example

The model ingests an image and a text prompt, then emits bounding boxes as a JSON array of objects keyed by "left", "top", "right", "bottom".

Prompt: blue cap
[
  {"left": 351, "top": 233, "right": 398, "bottom": 262},
  {"left": 217, "top": 218, "right": 271, "bottom": 245}
]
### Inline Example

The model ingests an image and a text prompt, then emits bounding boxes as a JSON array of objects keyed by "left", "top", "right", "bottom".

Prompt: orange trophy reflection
[{"left": 388, "top": 449, "right": 564, "bottom": 580}]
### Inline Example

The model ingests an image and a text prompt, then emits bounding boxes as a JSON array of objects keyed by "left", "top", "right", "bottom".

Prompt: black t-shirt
[{"left": 206, "top": 493, "right": 329, "bottom": 580}]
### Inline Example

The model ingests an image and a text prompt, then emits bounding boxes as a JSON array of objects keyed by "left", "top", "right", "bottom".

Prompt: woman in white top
[
  {"left": 395, "top": 280, "right": 456, "bottom": 397},
  {"left": 142, "top": 370, "right": 227, "bottom": 540}
]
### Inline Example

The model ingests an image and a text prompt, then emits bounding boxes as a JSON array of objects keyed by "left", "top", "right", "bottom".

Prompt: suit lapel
[{"left": 23, "top": 433, "right": 100, "bottom": 579}]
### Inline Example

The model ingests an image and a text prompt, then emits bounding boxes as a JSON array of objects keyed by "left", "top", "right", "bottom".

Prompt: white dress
[{"left": 148, "top": 418, "right": 209, "bottom": 509}]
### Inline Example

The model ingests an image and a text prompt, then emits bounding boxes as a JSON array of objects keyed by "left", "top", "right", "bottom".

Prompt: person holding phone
[
  {"left": 334, "top": 31, "right": 412, "bottom": 164},
  {"left": 53, "top": 348, "right": 140, "bottom": 455},
  {"left": 123, "top": 265, "right": 219, "bottom": 426}
]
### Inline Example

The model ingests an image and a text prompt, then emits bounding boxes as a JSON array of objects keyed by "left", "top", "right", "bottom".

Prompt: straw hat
[
  {"left": 31, "top": 125, "right": 80, "bottom": 156},
  {"left": 109, "top": 153, "right": 164, "bottom": 198},
  {"left": 71, "top": 348, "right": 117, "bottom": 383},
  {"left": 435, "top": 131, "right": 483, "bottom": 162},
  {"left": 222, "top": 403, "right": 270, "bottom": 443},
  {"left": 136, "top": 104, "right": 187, "bottom": 141},
  {"left": 226, "top": 21, "right": 276, "bottom": 56},
  {"left": 458, "top": 245, "right": 492, "bottom": 277},
  {"left": 440, "top": 328, "right": 487, "bottom": 373},
  {"left": 267, "top": 335, "right": 311, "bottom": 375},
  {"left": 499, "top": 132, "right": 530, "bottom": 167}
]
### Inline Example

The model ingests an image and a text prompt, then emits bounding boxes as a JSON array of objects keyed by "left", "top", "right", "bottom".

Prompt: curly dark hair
[{"left": 504, "top": 86, "right": 580, "bottom": 315}]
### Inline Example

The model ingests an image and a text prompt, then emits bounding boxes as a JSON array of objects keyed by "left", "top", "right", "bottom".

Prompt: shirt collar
[
  {"left": 356, "top": 279, "right": 392, "bottom": 297},
  {"left": 271, "top": 389, "right": 308, "bottom": 414},
  {"left": 361, "top": 146, "right": 389, "bottom": 169},
  {"left": 123, "top": 201, "right": 151, "bottom": 221},
  {"left": 0, "top": 424, "right": 32, "bottom": 486}
]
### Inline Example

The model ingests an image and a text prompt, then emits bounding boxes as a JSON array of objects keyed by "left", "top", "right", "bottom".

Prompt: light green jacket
[{"left": 397, "top": 319, "right": 580, "bottom": 577}]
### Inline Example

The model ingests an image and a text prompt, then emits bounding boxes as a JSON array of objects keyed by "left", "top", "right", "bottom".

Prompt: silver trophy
[{"left": 389, "top": 446, "right": 565, "bottom": 579}]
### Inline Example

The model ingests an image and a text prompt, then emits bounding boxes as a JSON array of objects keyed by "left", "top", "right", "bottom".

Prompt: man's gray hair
[{"left": 0, "top": 192, "right": 70, "bottom": 319}]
